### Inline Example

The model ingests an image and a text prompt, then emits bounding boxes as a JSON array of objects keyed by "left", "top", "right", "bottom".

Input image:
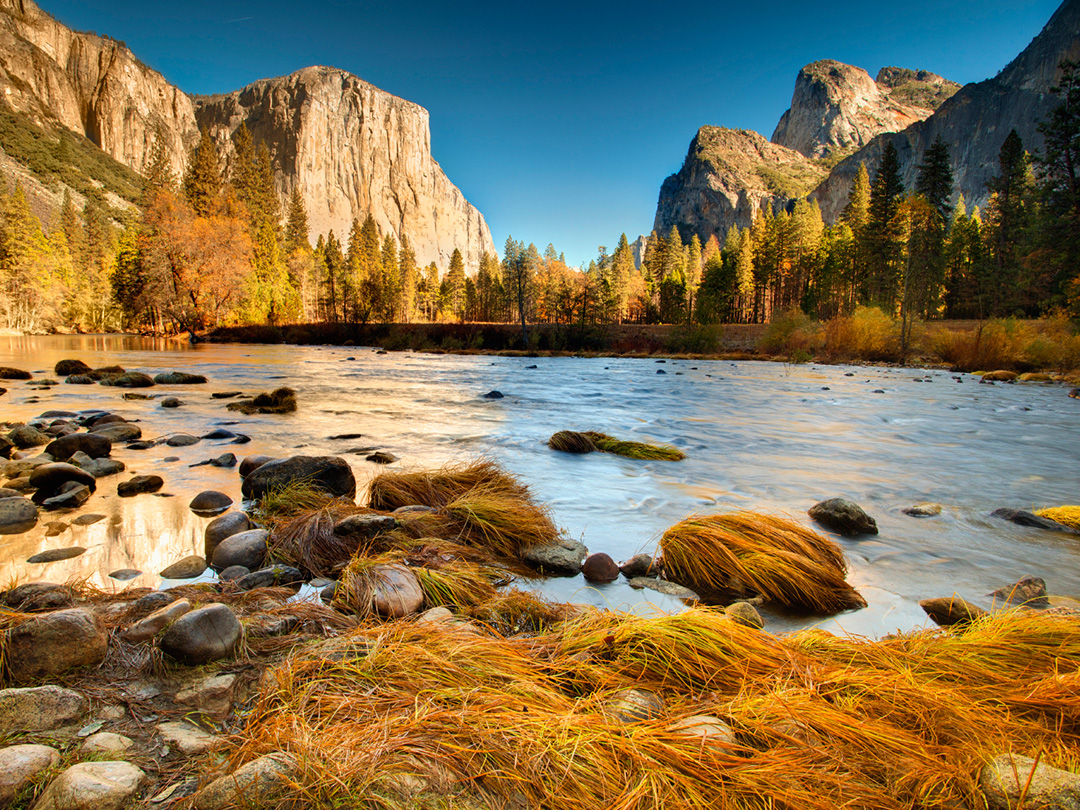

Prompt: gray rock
[
  {"left": 218, "top": 565, "right": 250, "bottom": 581},
  {"left": 78, "top": 457, "right": 125, "bottom": 478},
  {"left": 902, "top": 502, "right": 943, "bottom": 517},
  {"left": 159, "top": 603, "right": 242, "bottom": 666},
  {"left": 3, "top": 582, "right": 72, "bottom": 611},
  {"left": 0, "top": 496, "right": 38, "bottom": 534},
  {"left": 27, "top": 547, "right": 86, "bottom": 563},
  {"left": 989, "top": 575, "right": 1049, "bottom": 607},
  {"left": 239, "top": 454, "right": 277, "bottom": 477},
  {"left": 121, "top": 599, "right": 193, "bottom": 644},
  {"left": 160, "top": 555, "right": 208, "bottom": 579},
  {"left": 627, "top": 577, "right": 700, "bottom": 600},
  {"left": 117, "top": 475, "right": 164, "bottom": 497},
  {"left": 175, "top": 673, "right": 237, "bottom": 717},
  {"left": 235, "top": 565, "right": 304, "bottom": 591},
  {"left": 992, "top": 508, "right": 1080, "bottom": 533},
  {"left": 808, "top": 497, "right": 879, "bottom": 536},
  {"left": 8, "top": 424, "right": 51, "bottom": 448},
  {"left": 980, "top": 753, "right": 1080, "bottom": 810},
  {"left": 0, "top": 744, "right": 61, "bottom": 805},
  {"left": 0, "top": 686, "right": 88, "bottom": 735},
  {"left": 242, "top": 455, "right": 356, "bottom": 500},
  {"left": 520, "top": 537, "right": 587, "bottom": 575},
  {"left": 619, "top": 553, "right": 655, "bottom": 578},
  {"left": 204, "top": 511, "right": 251, "bottom": 558},
  {"left": 32, "top": 760, "right": 146, "bottom": 810},
  {"left": 30, "top": 462, "right": 97, "bottom": 494},
  {"left": 100, "top": 371, "right": 154, "bottom": 387},
  {"left": 165, "top": 433, "right": 201, "bottom": 447},
  {"left": 89, "top": 423, "right": 142, "bottom": 443},
  {"left": 210, "top": 453, "right": 237, "bottom": 468},
  {"left": 45, "top": 433, "right": 111, "bottom": 461},
  {"left": 41, "top": 483, "right": 91, "bottom": 510},
  {"left": 919, "top": 596, "right": 989, "bottom": 627},
  {"left": 582, "top": 552, "right": 620, "bottom": 582},
  {"left": 5, "top": 608, "right": 107, "bottom": 683},
  {"left": 154, "top": 371, "right": 208, "bottom": 384},
  {"left": 79, "top": 732, "right": 134, "bottom": 758},
  {"left": 156, "top": 720, "right": 220, "bottom": 755},
  {"left": 193, "top": 754, "right": 296, "bottom": 810},
  {"left": 726, "top": 601, "right": 764, "bottom": 629},
  {"left": 160, "top": 396, "right": 184, "bottom": 408},
  {"left": 189, "top": 490, "right": 233, "bottom": 515},
  {"left": 211, "top": 529, "right": 268, "bottom": 571},
  {"left": 333, "top": 513, "right": 398, "bottom": 538}
]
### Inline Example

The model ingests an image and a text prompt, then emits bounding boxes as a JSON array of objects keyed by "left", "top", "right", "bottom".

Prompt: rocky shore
[{"left": 1, "top": 358, "right": 1080, "bottom": 809}]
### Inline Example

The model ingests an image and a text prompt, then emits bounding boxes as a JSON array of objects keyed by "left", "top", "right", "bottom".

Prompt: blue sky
[{"left": 44, "top": 0, "right": 1062, "bottom": 266}]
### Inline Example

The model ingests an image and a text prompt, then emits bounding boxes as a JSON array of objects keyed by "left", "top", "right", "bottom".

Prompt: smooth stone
[
  {"left": 0, "top": 744, "right": 61, "bottom": 805},
  {"left": 160, "top": 397, "right": 184, "bottom": 408},
  {"left": 32, "top": 761, "right": 146, "bottom": 810},
  {"left": 5, "top": 608, "right": 107, "bottom": 683},
  {"left": 627, "top": 577, "right": 700, "bottom": 600},
  {"left": 919, "top": 596, "right": 989, "bottom": 627},
  {"left": 668, "top": 715, "right": 737, "bottom": 746},
  {"left": 125, "top": 440, "right": 157, "bottom": 450},
  {"left": 582, "top": 552, "right": 620, "bottom": 582},
  {"left": 117, "top": 475, "right": 164, "bottom": 497},
  {"left": 989, "top": 575, "right": 1049, "bottom": 607},
  {"left": 235, "top": 565, "right": 304, "bottom": 591},
  {"left": 202, "top": 428, "right": 237, "bottom": 439},
  {"left": 0, "top": 496, "right": 38, "bottom": 534},
  {"left": 239, "top": 454, "right": 277, "bottom": 477},
  {"left": 160, "top": 555, "right": 208, "bottom": 579},
  {"left": 211, "top": 529, "right": 268, "bottom": 571},
  {"left": 65, "top": 374, "right": 93, "bottom": 384},
  {"left": 121, "top": 599, "right": 193, "bottom": 644},
  {"left": 189, "top": 490, "right": 233, "bottom": 515},
  {"left": 416, "top": 606, "right": 455, "bottom": 624},
  {"left": 210, "top": 391, "right": 243, "bottom": 399},
  {"left": 204, "top": 511, "right": 251, "bottom": 559},
  {"left": 980, "top": 753, "right": 1080, "bottom": 810},
  {"left": 28, "top": 547, "right": 86, "bottom": 563},
  {"left": 78, "top": 458, "right": 125, "bottom": 478},
  {"left": 108, "top": 569, "right": 142, "bottom": 581},
  {"left": 218, "top": 565, "right": 250, "bottom": 581},
  {"left": 604, "top": 688, "right": 666, "bottom": 723},
  {"left": 156, "top": 721, "right": 220, "bottom": 755},
  {"left": 991, "top": 507, "right": 1080, "bottom": 533},
  {"left": 45, "top": 433, "right": 111, "bottom": 461},
  {"left": 808, "top": 497, "right": 879, "bottom": 536},
  {"left": 158, "top": 603, "right": 242, "bottom": 666},
  {"left": 3, "top": 582, "right": 72, "bottom": 611},
  {"left": 41, "top": 483, "right": 91, "bottom": 510},
  {"left": 80, "top": 732, "right": 135, "bottom": 758},
  {"left": 153, "top": 371, "right": 207, "bottom": 384},
  {"left": 481, "top": 390, "right": 504, "bottom": 399},
  {"left": 192, "top": 754, "right": 296, "bottom": 810},
  {"left": 902, "top": 502, "right": 943, "bottom": 517},
  {"left": 89, "top": 423, "right": 142, "bottom": 443},
  {"left": 165, "top": 433, "right": 201, "bottom": 447},
  {"left": 370, "top": 564, "right": 424, "bottom": 618},
  {"left": 54, "top": 359, "right": 91, "bottom": 376},
  {"left": 8, "top": 424, "right": 51, "bottom": 448},
  {"left": 100, "top": 371, "right": 155, "bottom": 387},
  {"left": 0, "top": 685, "right": 88, "bottom": 735},
  {"left": 210, "top": 453, "right": 237, "bottom": 468},
  {"left": 520, "top": 537, "right": 587, "bottom": 575},
  {"left": 30, "top": 462, "right": 97, "bottom": 494},
  {"left": 0, "top": 367, "right": 31, "bottom": 379},
  {"left": 726, "top": 601, "right": 765, "bottom": 629},
  {"left": 619, "top": 553, "right": 655, "bottom": 578},
  {"left": 175, "top": 673, "right": 237, "bottom": 717},
  {"left": 333, "top": 513, "right": 398, "bottom": 538},
  {"left": 366, "top": 451, "right": 398, "bottom": 464},
  {"left": 241, "top": 455, "right": 356, "bottom": 500}
]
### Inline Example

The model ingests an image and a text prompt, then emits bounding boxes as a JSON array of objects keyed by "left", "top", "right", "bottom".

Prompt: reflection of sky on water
[{"left": 3, "top": 335, "right": 1080, "bottom": 638}]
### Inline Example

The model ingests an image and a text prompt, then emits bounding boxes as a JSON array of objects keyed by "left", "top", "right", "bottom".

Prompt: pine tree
[
  {"left": 863, "top": 142, "right": 906, "bottom": 310},
  {"left": 380, "top": 233, "right": 399, "bottom": 321},
  {"left": 916, "top": 136, "right": 955, "bottom": 222},
  {"left": 142, "top": 124, "right": 175, "bottom": 202},
  {"left": 445, "top": 248, "right": 466, "bottom": 321},
  {"left": 183, "top": 128, "right": 223, "bottom": 218},
  {"left": 398, "top": 234, "right": 417, "bottom": 322},
  {"left": 985, "top": 129, "right": 1032, "bottom": 314},
  {"left": 285, "top": 188, "right": 310, "bottom": 254}
]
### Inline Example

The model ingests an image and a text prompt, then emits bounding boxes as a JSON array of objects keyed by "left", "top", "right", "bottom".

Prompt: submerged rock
[
  {"left": 618, "top": 553, "right": 655, "bottom": 578},
  {"left": 54, "top": 359, "right": 91, "bottom": 376},
  {"left": 902, "top": 502, "right": 942, "bottom": 517},
  {"left": 160, "top": 556, "right": 208, "bottom": 579},
  {"left": 117, "top": 475, "right": 164, "bottom": 497},
  {"left": 88, "top": 423, "right": 142, "bottom": 442},
  {"left": 919, "top": 596, "right": 988, "bottom": 627},
  {"left": 100, "top": 371, "right": 155, "bottom": 388},
  {"left": 989, "top": 575, "right": 1049, "bottom": 607},
  {"left": 0, "top": 366, "right": 31, "bottom": 380},
  {"left": 991, "top": 508, "right": 1079, "bottom": 533},
  {"left": 45, "top": 433, "right": 111, "bottom": 461},
  {"left": 165, "top": 433, "right": 201, "bottom": 447},
  {"left": 808, "top": 497, "right": 879, "bottom": 535},
  {"left": 627, "top": 577, "right": 700, "bottom": 600},
  {"left": 160, "top": 396, "right": 184, "bottom": 408},
  {"left": 27, "top": 547, "right": 86, "bottom": 563},
  {"left": 154, "top": 371, "right": 208, "bottom": 384},
  {"left": 0, "top": 496, "right": 38, "bottom": 534},
  {"left": 520, "top": 537, "right": 587, "bottom": 576}
]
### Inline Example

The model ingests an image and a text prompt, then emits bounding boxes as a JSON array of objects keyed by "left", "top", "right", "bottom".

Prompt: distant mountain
[{"left": 0, "top": 0, "right": 495, "bottom": 267}]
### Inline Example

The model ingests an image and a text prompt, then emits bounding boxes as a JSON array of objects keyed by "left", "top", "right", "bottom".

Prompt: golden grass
[
  {"left": 442, "top": 484, "right": 560, "bottom": 557},
  {"left": 1035, "top": 505, "right": 1080, "bottom": 531},
  {"left": 547, "top": 430, "right": 598, "bottom": 453},
  {"left": 658, "top": 512, "right": 865, "bottom": 614},
  {"left": 548, "top": 429, "right": 686, "bottom": 460},
  {"left": 255, "top": 478, "right": 341, "bottom": 530},
  {"left": 211, "top": 608, "right": 1080, "bottom": 810},
  {"left": 368, "top": 458, "right": 529, "bottom": 511}
]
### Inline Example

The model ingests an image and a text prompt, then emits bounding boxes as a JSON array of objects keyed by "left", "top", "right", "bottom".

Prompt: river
[{"left": 1, "top": 334, "right": 1078, "bottom": 638}]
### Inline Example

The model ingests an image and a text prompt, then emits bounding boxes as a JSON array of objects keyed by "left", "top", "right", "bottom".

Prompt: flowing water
[{"left": 2, "top": 334, "right": 1078, "bottom": 638}]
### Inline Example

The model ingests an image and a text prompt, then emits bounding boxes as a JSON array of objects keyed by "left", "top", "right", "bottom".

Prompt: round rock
[
  {"left": 370, "top": 564, "right": 424, "bottom": 618},
  {"left": 807, "top": 497, "right": 879, "bottom": 536},
  {"left": 0, "top": 743, "right": 61, "bottom": 805},
  {"left": 160, "top": 555, "right": 208, "bottom": 579},
  {"left": 189, "top": 490, "right": 233, "bottom": 516},
  {"left": 32, "top": 760, "right": 146, "bottom": 810},
  {"left": 7, "top": 424, "right": 51, "bottom": 449},
  {"left": 4, "top": 608, "right": 107, "bottom": 683},
  {"left": 239, "top": 454, "right": 277, "bottom": 477},
  {"left": 117, "top": 475, "right": 164, "bottom": 497},
  {"left": 582, "top": 552, "right": 620, "bottom": 582},
  {"left": 158, "top": 603, "right": 242, "bottom": 665},
  {"left": 154, "top": 371, "right": 207, "bottom": 384},
  {"left": 241, "top": 455, "right": 356, "bottom": 500},
  {"left": 29, "top": 462, "right": 97, "bottom": 495},
  {"left": 0, "top": 496, "right": 38, "bottom": 535},
  {"left": 45, "top": 433, "right": 111, "bottom": 461},
  {"left": 54, "top": 359, "right": 91, "bottom": 376},
  {"left": 166, "top": 433, "right": 201, "bottom": 447},
  {"left": 89, "top": 423, "right": 142, "bottom": 443},
  {"left": 204, "top": 511, "right": 251, "bottom": 558},
  {"left": 211, "top": 529, "right": 268, "bottom": 571}
]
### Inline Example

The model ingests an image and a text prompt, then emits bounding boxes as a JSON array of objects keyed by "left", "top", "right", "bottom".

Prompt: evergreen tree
[
  {"left": 142, "top": 125, "right": 175, "bottom": 202},
  {"left": 916, "top": 136, "right": 954, "bottom": 222},
  {"left": 863, "top": 142, "right": 906, "bottom": 310},
  {"left": 445, "top": 248, "right": 466, "bottom": 320},
  {"left": 398, "top": 234, "right": 417, "bottom": 322},
  {"left": 609, "top": 233, "right": 634, "bottom": 321},
  {"left": 285, "top": 188, "right": 310, "bottom": 254},
  {"left": 380, "top": 233, "right": 399, "bottom": 321},
  {"left": 985, "top": 129, "right": 1032, "bottom": 314},
  {"left": 183, "top": 128, "right": 223, "bottom": 218}
]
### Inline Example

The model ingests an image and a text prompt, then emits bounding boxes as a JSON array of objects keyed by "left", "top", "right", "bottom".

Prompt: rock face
[
  {"left": 772, "top": 60, "right": 957, "bottom": 160},
  {"left": 813, "top": 1, "right": 1080, "bottom": 221},
  {"left": 653, "top": 127, "right": 827, "bottom": 244},
  {"left": 194, "top": 66, "right": 496, "bottom": 269}
]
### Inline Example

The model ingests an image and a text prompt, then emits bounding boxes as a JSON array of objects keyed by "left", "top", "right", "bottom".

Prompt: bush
[{"left": 822, "top": 306, "right": 901, "bottom": 362}]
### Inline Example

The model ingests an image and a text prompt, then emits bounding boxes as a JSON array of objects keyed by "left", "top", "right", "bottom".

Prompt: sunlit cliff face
[{"left": 3, "top": 334, "right": 1080, "bottom": 639}]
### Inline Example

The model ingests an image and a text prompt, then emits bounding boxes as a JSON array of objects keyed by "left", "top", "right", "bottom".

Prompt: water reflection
[{"left": 2, "top": 335, "right": 1080, "bottom": 638}]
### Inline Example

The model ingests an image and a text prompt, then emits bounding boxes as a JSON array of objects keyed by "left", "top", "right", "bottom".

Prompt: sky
[{"left": 42, "top": 0, "right": 1064, "bottom": 266}]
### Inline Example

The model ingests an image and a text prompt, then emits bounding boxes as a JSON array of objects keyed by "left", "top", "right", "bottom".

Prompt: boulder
[
  {"left": 0, "top": 496, "right": 38, "bottom": 534},
  {"left": 202, "top": 428, "right": 238, "bottom": 439},
  {"left": 242, "top": 455, "right": 356, "bottom": 500},
  {"left": 117, "top": 475, "right": 164, "bottom": 497},
  {"left": 236, "top": 565, "right": 304, "bottom": 591},
  {"left": 89, "top": 423, "right": 142, "bottom": 443},
  {"left": 77, "top": 458, "right": 125, "bottom": 478},
  {"left": 204, "top": 511, "right": 251, "bottom": 558},
  {"left": 726, "top": 601, "right": 765, "bottom": 629},
  {"left": 79, "top": 733, "right": 134, "bottom": 758},
  {"left": 29, "top": 462, "right": 97, "bottom": 494},
  {"left": 239, "top": 454, "right": 277, "bottom": 477},
  {"left": 121, "top": 599, "right": 193, "bottom": 644},
  {"left": 334, "top": 513, "right": 398, "bottom": 538},
  {"left": 0, "top": 744, "right": 61, "bottom": 805},
  {"left": 619, "top": 553, "right": 655, "bottom": 578},
  {"left": 175, "top": 673, "right": 237, "bottom": 717},
  {"left": 64, "top": 374, "right": 94, "bottom": 384},
  {"left": 3, "top": 582, "right": 72, "bottom": 611},
  {"left": 165, "top": 433, "right": 201, "bottom": 447},
  {"left": 54, "top": 359, "right": 91, "bottom": 376},
  {"left": 582, "top": 552, "right": 620, "bottom": 582},
  {"left": 210, "top": 453, "right": 237, "bottom": 468},
  {"left": 193, "top": 754, "right": 296, "bottom": 810},
  {"left": 370, "top": 564, "right": 424, "bottom": 618},
  {"left": 5, "top": 608, "right": 107, "bottom": 683},
  {"left": 160, "top": 397, "right": 184, "bottom": 408},
  {"left": 158, "top": 603, "right": 242, "bottom": 665},
  {"left": 8, "top": 424, "right": 51, "bottom": 448},
  {"left": 160, "top": 556, "right": 208, "bottom": 579},
  {"left": 0, "top": 366, "right": 31, "bottom": 379},
  {"left": 153, "top": 371, "right": 208, "bottom": 384},
  {"left": 808, "top": 497, "right": 879, "bottom": 535},
  {"left": 520, "top": 537, "right": 587, "bottom": 575},
  {"left": 32, "top": 761, "right": 146, "bottom": 810},
  {"left": 189, "top": 490, "right": 233, "bottom": 515},
  {"left": 604, "top": 688, "right": 666, "bottom": 723},
  {"left": 919, "top": 596, "right": 989, "bottom": 627},
  {"left": 156, "top": 721, "right": 220, "bottom": 755},
  {"left": 45, "top": 433, "right": 111, "bottom": 461},
  {"left": 989, "top": 575, "right": 1049, "bottom": 607},
  {"left": 41, "top": 483, "right": 91, "bottom": 510},
  {"left": 980, "top": 753, "right": 1080, "bottom": 810},
  {"left": 219, "top": 565, "right": 250, "bottom": 581},
  {"left": 992, "top": 508, "right": 1079, "bottom": 533},
  {"left": 211, "top": 529, "right": 268, "bottom": 571},
  {"left": 100, "top": 371, "right": 154, "bottom": 388},
  {"left": 0, "top": 686, "right": 88, "bottom": 735}
]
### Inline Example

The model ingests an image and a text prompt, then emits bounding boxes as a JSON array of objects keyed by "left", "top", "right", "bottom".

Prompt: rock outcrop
[
  {"left": 653, "top": 127, "right": 826, "bottom": 243},
  {"left": 195, "top": 67, "right": 496, "bottom": 268},
  {"left": 771, "top": 60, "right": 957, "bottom": 160},
  {"left": 813, "top": 0, "right": 1080, "bottom": 221}
]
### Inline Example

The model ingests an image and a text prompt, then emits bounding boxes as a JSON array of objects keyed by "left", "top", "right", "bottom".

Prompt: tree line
[{"left": 0, "top": 62, "right": 1076, "bottom": 336}]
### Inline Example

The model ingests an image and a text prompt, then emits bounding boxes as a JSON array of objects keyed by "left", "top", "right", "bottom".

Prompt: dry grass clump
[
  {"left": 212, "top": 608, "right": 1080, "bottom": 810},
  {"left": 368, "top": 458, "right": 529, "bottom": 511},
  {"left": 227, "top": 387, "right": 298, "bottom": 414},
  {"left": 548, "top": 429, "right": 686, "bottom": 460},
  {"left": 658, "top": 512, "right": 865, "bottom": 614},
  {"left": 443, "top": 484, "right": 560, "bottom": 556},
  {"left": 256, "top": 478, "right": 341, "bottom": 529},
  {"left": 928, "top": 314, "right": 1080, "bottom": 372},
  {"left": 1035, "top": 505, "right": 1080, "bottom": 531}
]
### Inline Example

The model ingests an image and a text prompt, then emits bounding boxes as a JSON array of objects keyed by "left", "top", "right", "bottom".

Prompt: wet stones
[
  {"left": 100, "top": 371, "right": 154, "bottom": 388},
  {"left": 618, "top": 553, "right": 655, "bottom": 578},
  {"left": 8, "top": 424, "right": 51, "bottom": 448},
  {"left": 161, "top": 396, "right": 184, "bottom": 408},
  {"left": 211, "top": 529, "right": 268, "bottom": 571},
  {"left": 902, "top": 502, "right": 943, "bottom": 517},
  {"left": 204, "top": 512, "right": 251, "bottom": 558},
  {"left": 159, "top": 603, "right": 242, "bottom": 666},
  {"left": 370, "top": 564, "right": 424, "bottom": 618},
  {"left": 0, "top": 496, "right": 38, "bottom": 534},
  {"left": 27, "top": 547, "right": 86, "bottom": 563},
  {"left": 41, "top": 483, "right": 92, "bottom": 510},
  {"left": 235, "top": 565, "right": 304, "bottom": 591},
  {"left": 808, "top": 497, "right": 879, "bottom": 536},
  {"left": 919, "top": 596, "right": 989, "bottom": 627},
  {"left": 582, "top": 552, "right": 620, "bottom": 582},
  {"left": 991, "top": 508, "right": 1079, "bottom": 533},
  {"left": 165, "top": 433, "right": 201, "bottom": 447},
  {"left": 75, "top": 457, "right": 125, "bottom": 478},
  {"left": 54, "top": 359, "right": 91, "bottom": 376},
  {"left": 241, "top": 455, "right": 356, "bottom": 500},
  {"left": 0, "top": 366, "right": 31, "bottom": 380},
  {"left": 989, "top": 575, "right": 1049, "bottom": 607},
  {"left": 239, "top": 454, "right": 277, "bottom": 477},
  {"left": 520, "top": 537, "right": 587, "bottom": 576},
  {"left": 160, "top": 556, "right": 208, "bottom": 579},
  {"left": 29, "top": 462, "right": 97, "bottom": 495},
  {"left": 189, "top": 490, "right": 233, "bottom": 516},
  {"left": 0, "top": 686, "right": 87, "bottom": 735},
  {"left": 89, "top": 423, "right": 142, "bottom": 443},
  {"left": 45, "top": 433, "right": 111, "bottom": 461},
  {"left": 154, "top": 371, "right": 208, "bottom": 384},
  {"left": 117, "top": 475, "right": 164, "bottom": 497},
  {"left": 4, "top": 608, "right": 107, "bottom": 683}
]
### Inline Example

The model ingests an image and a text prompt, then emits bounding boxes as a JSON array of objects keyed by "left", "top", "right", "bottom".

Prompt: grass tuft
[
  {"left": 1034, "top": 505, "right": 1080, "bottom": 531},
  {"left": 368, "top": 458, "right": 528, "bottom": 511},
  {"left": 548, "top": 430, "right": 686, "bottom": 460}
]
